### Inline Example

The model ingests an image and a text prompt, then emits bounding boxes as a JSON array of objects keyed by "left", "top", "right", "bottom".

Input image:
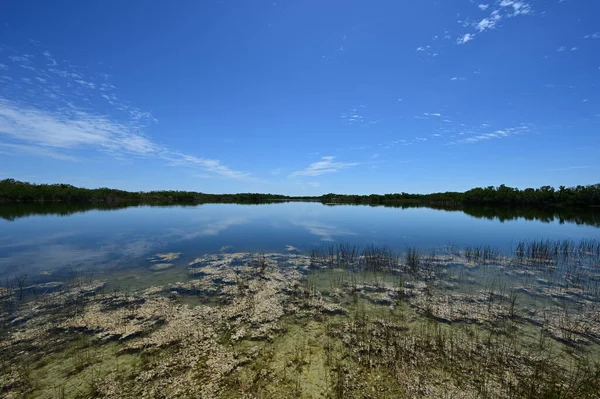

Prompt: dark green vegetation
[
  {"left": 2, "top": 178, "right": 600, "bottom": 208},
  {"left": 0, "top": 179, "right": 290, "bottom": 204},
  {"left": 1, "top": 240, "right": 599, "bottom": 398},
  {"left": 322, "top": 183, "right": 600, "bottom": 207}
]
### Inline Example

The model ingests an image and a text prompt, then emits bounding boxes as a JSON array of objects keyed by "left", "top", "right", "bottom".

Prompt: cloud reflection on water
[
  {"left": 292, "top": 220, "right": 356, "bottom": 242},
  {"left": 165, "top": 216, "right": 250, "bottom": 239},
  {"left": 0, "top": 216, "right": 252, "bottom": 278}
]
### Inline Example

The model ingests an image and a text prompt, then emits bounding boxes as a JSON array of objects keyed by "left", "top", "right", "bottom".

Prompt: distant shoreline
[{"left": 1, "top": 178, "right": 599, "bottom": 208}]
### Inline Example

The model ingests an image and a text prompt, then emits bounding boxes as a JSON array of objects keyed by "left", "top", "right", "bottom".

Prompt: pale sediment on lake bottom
[{"left": 1, "top": 249, "right": 599, "bottom": 398}]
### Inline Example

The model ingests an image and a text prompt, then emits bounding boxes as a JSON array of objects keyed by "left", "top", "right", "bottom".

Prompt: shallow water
[
  {"left": 2, "top": 248, "right": 599, "bottom": 398},
  {"left": 1, "top": 202, "right": 600, "bottom": 283},
  {"left": 2, "top": 203, "right": 600, "bottom": 397}
]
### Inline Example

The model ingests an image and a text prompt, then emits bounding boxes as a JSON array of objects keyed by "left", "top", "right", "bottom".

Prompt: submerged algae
[{"left": 1, "top": 248, "right": 599, "bottom": 398}]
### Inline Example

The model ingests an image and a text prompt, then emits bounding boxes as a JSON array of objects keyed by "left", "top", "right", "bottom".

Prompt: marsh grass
[
  {"left": 507, "top": 239, "right": 600, "bottom": 304},
  {"left": 362, "top": 244, "right": 398, "bottom": 272},
  {"left": 515, "top": 238, "right": 600, "bottom": 264},
  {"left": 405, "top": 246, "right": 421, "bottom": 273}
]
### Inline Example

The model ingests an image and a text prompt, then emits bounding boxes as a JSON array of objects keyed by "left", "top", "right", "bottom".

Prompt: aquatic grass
[
  {"left": 15, "top": 274, "right": 27, "bottom": 301},
  {"left": 464, "top": 245, "right": 499, "bottom": 264},
  {"left": 446, "top": 241, "right": 461, "bottom": 257},
  {"left": 336, "top": 242, "right": 359, "bottom": 267},
  {"left": 309, "top": 247, "right": 326, "bottom": 266},
  {"left": 303, "top": 271, "right": 319, "bottom": 298},
  {"left": 421, "top": 249, "right": 438, "bottom": 271},
  {"left": 482, "top": 244, "right": 499, "bottom": 261},
  {"left": 405, "top": 246, "right": 421, "bottom": 273},
  {"left": 310, "top": 244, "right": 400, "bottom": 274},
  {"left": 258, "top": 252, "right": 268, "bottom": 276},
  {"left": 504, "top": 238, "right": 600, "bottom": 303},
  {"left": 516, "top": 241, "right": 525, "bottom": 259},
  {"left": 515, "top": 238, "right": 600, "bottom": 264},
  {"left": 333, "top": 299, "right": 600, "bottom": 398},
  {"left": 508, "top": 289, "right": 519, "bottom": 319}
]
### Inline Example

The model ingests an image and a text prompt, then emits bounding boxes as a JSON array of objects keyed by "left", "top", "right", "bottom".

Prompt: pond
[{"left": 1, "top": 202, "right": 600, "bottom": 398}]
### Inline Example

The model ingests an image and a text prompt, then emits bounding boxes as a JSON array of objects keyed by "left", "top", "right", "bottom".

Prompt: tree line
[
  {"left": 320, "top": 183, "right": 600, "bottom": 207},
  {"left": 0, "top": 179, "right": 289, "bottom": 204},
  {"left": 1, "top": 178, "right": 599, "bottom": 208}
]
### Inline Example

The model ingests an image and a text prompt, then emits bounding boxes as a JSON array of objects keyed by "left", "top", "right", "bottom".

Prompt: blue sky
[{"left": 0, "top": 0, "right": 598, "bottom": 195}]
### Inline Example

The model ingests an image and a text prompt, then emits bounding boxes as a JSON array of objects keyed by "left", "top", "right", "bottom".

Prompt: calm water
[{"left": 1, "top": 202, "right": 600, "bottom": 282}]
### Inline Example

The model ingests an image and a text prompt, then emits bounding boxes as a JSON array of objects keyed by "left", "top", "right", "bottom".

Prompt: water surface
[
  {"left": 2, "top": 202, "right": 600, "bottom": 398},
  {"left": 1, "top": 202, "right": 599, "bottom": 282}
]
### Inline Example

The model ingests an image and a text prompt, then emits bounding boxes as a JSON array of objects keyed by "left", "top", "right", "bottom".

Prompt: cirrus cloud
[
  {"left": 289, "top": 156, "right": 358, "bottom": 177},
  {"left": 0, "top": 46, "right": 250, "bottom": 180}
]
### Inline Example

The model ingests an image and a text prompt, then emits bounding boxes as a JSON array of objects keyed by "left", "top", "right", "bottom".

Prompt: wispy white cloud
[
  {"left": 456, "top": 1, "right": 533, "bottom": 45},
  {"left": 8, "top": 54, "right": 33, "bottom": 64},
  {"left": 457, "top": 33, "right": 475, "bottom": 44},
  {"left": 0, "top": 47, "right": 250, "bottom": 180},
  {"left": 0, "top": 99, "right": 156, "bottom": 152},
  {"left": 165, "top": 153, "right": 249, "bottom": 179},
  {"left": 557, "top": 46, "right": 566, "bottom": 52},
  {"left": 449, "top": 125, "right": 531, "bottom": 144},
  {"left": 191, "top": 173, "right": 214, "bottom": 179},
  {"left": 0, "top": 142, "right": 79, "bottom": 161},
  {"left": 289, "top": 156, "right": 358, "bottom": 177},
  {"left": 548, "top": 165, "right": 593, "bottom": 172},
  {"left": 340, "top": 105, "right": 381, "bottom": 126},
  {"left": 463, "top": 130, "right": 511, "bottom": 143},
  {"left": 499, "top": 0, "right": 532, "bottom": 16},
  {"left": 74, "top": 79, "right": 96, "bottom": 89},
  {"left": 584, "top": 32, "right": 600, "bottom": 39},
  {"left": 544, "top": 83, "right": 576, "bottom": 89},
  {"left": 476, "top": 10, "right": 502, "bottom": 32}
]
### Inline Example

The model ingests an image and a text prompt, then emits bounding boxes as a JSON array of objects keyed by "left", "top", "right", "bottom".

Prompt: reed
[{"left": 405, "top": 246, "right": 421, "bottom": 273}]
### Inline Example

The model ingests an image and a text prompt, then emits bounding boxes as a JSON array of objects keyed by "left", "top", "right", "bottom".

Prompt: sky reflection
[{"left": 1, "top": 203, "right": 599, "bottom": 281}]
